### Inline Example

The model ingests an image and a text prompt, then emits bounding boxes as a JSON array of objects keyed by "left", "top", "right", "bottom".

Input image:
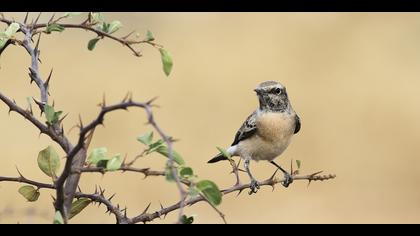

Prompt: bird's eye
[{"left": 274, "top": 88, "right": 282, "bottom": 94}]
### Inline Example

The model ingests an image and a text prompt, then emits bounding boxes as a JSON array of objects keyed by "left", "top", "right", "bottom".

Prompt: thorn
[
  {"left": 121, "top": 92, "right": 131, "bottom": 103},
  {"left": 15, "top": 166, "right": 24, "bottom": 178},
  {"left": 59, "top": 113, "right": 68, "bottom": 123},
  {"left": 48, "top": 13, "right": 55, "bottom": 24},
  {"left": 269, "top": 169, "right": 279, "bottom": 181},
  {"left": 310, "top": 171, "right": 324, "bottom": 178},
  {"left": 44, "top": 68, "right": 53, "bottom": 89},
  {"left": 237, "top": 168, "right": 246, "bottom": 173},
  {"left": 33, "top": 12, "right": 42, "bottom": 26},
  {"left": 108, "top": 193, "right": 116, "bottom": 202},
  {"left": 24, "top": 12, "right": 29, "bottom": 24},
  {"left": 160, "top": 202, "right": 164, "bottom": 210},
  {"left": 102, "top": 93, "right": 106, "bottom": 108},
  {"left": 290, "top": 158, "right": 293, "bottom": 175},
  {"left": 94, "top": 185, "right": 98, "bottom": 194},
  {"left": 77, "top": 186, "right": 82, "bottom": 192},
  {"left": 78, "top": 114, "right": 83, "bottom": 128},
  {"left": 142, "top": 202, "right": 151, "bottom": 214},
  {"left": 124, "top": 208, "right": 128, "bottom": 218},
  {"left": 146, "top": 96, "right": 158, "bottom": 105},
  {"left": 34, "top": 32, "right": 41, "bottom": 53},
  {"left": 122, "top": 30, "right": 135, "bottom": 40},
  {"left": 236, "top": 189, "right": 244, "bottom": 197}
]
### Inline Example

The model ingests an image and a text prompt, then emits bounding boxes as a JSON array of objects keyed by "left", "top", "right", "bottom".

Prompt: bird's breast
[
  {"left": 238, "top": 111, "right": 295, "bottom": 161},
  {"left": 256, "top": 112, "right": 295, "bottom": 142}
]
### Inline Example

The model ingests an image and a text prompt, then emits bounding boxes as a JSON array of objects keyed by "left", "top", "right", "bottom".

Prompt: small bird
[{"left": 208, "top": 81, "right": 301, "bottom": 194}]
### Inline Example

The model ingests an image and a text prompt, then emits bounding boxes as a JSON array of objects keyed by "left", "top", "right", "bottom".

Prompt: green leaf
[
  {"left": 45, "top": 24, "right": 65, "bottom": 34},
  {"left": 4, "top": 23, "right": 20, "bottom": 38},
  {"left": 69, "top": 198, "right": 92, "bottom": 219},
  {"left": 101, "top": 22, "right": 110, "bottom": 33},
  {"left": 156, "top": 145, "right": 185, "bottom": 166},
  {"left": 159, "top": 48, "right": 173, "bottom": 76},
  {"left": 137, "top": 132, "right": 153, "bottom": 145},
  {"left": 145, "top": 30, "right": 155, "bottom": 41},
  {"left": 181, "top": 215, "right": 194, "bottom": 224},
  {"left": 196, "top": 180, "right": 222, "bottom": 206},
  {"left": 53, "top": 211, "right": 64, "bottom": 224},
  {"left": 44, "top": 104, "right": 62, "bottom": 125},
  {"left": 96, "top": 159, "right": 109, "bottom": 169},
  {"left": 108, "top": 20, "right": 122, "bottom": 34},
  {"left": 180, "top": 167, "right": 194, "bottom": 179},
  {"left": 18, "top": 185, "right": 40, "bottom": 202},
  {"left": 88, "top": 38, "right": 100, "bottom": 51},
  {"left": 87, "top": 147, "right": 108, "bottom": 165},
  {"left": 165, "top": 164, "right": 176, "bottom": 182},
  {"left": 0, "top": 38, "right": 7, "bottom": 50},
  {"left": 63, "top": 12, "right": 82, "bottom": 18},
  {"left": 106, "top": 154, "right": 123, "bottom": 171},
  {"left": 188, "top": 186, "right": 200, "bottom": 197},
  {"left": 147, "top": 139, "right": 165, "bottom": 154},
  {"left": 216, "top": 146, "right": 231, "bottom": 159},
  {"left": 296, "top": 160, "right": 302, "bottom": 169},
  {"left": 37, "top": 146, "right": 60, "bottom": 178},
  {"left": 90, "top": 12, "right": 104, "bottom": 24}
]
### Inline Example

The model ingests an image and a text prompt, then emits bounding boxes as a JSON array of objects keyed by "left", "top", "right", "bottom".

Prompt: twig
[
  {"left": 0, "top": 176, "right": 55, "bottom": 189},
  {"left": 74, "top": 192, "right": 130, "bottom": 224},
  {"left": 129, "top": 171, "right": 336, "bottom": 224},
  {"left": 76, "top": 166, "right": 165, "bottom": 177},
  {"left": 0, "top": 91, "right": 71, "bottom": 152}
]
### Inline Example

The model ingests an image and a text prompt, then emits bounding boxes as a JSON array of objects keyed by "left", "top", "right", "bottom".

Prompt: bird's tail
[{"left": 207, "top": 153, "right": 228, "bottom": 163}]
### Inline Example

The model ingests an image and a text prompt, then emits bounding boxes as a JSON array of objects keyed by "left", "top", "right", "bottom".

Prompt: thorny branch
[{"left": 0, "top": 13, "right": 336, "bottom": 224}]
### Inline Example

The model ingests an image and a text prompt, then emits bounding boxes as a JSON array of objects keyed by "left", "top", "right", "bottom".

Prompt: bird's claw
[
  {"left": 282, "top": 172, "right": 293, "bottom": 188},
  {"left": 248, "top": 179, "right": 260, "bottom": 195}
]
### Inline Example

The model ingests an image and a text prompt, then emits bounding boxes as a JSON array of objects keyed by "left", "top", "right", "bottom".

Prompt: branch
[
  {"left": 55, "top": 98, "right": 185, "bottom": 223},
  {"left": 76, "top": 166, "right": 165, "bottom": 177},
  {"left": 19, "top": 25, "right": 49, "bottom": 107},
  {"left": 32, "top": 23, "right": 160, "bottom": 57},
  {"left": 129, "top": 171, "right": 336, "bottom": 224},
  {"left": 0, "top": 91, "right": 71, "bottom": 152},
  {"left": 0, "top": 176, "right": 55, "bottom": 189},
  {"left": 74, "top": 192, "right": 130, "bottom": 224}
]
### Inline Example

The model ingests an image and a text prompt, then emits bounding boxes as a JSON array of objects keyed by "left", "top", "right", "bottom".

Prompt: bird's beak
[{"left": 254, "top": 88, "right": 261, "bottom": 94}]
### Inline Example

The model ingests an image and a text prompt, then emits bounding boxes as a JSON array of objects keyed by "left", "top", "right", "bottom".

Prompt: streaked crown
[{"left": 254, "top": 81, "right": 291, "bottom": 113}]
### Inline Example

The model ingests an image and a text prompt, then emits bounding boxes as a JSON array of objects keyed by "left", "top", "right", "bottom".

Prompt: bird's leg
[
  {"left": 270, "top": 161, "right": 293, "bottom": 188},
  {"left": 244, "top": 159, "right": 260, "bottom": 194}
]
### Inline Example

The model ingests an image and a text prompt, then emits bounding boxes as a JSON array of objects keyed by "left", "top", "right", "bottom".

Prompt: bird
[{"left": 208, "top": 81, "right": 301, "bottom": 194}]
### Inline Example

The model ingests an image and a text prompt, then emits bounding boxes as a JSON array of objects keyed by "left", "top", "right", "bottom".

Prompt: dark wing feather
[
  {"left": 294, "top": 114, "right": 301, "bottom": 134},
  {"left": 231, "top": 111, "right": 258, "bottom": 146}
]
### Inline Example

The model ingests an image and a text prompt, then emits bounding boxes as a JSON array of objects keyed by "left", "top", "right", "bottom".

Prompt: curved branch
[
  {"left": 32, "top": 23, "right": 159, "bottom": 57},
  {"left": 0, "top": 91, "right": 70, "bottom": 152},
  {"left": 74, "top": 192, "right": 130, "bottom": 224}
]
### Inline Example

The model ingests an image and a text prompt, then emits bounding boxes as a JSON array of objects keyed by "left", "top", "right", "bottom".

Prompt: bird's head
[{"left": 254, "top": 81, "right": 290, "bottom": 112}]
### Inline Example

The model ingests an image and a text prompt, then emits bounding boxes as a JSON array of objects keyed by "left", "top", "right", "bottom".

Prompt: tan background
[{"left": 0, "top": 12, "right": 419, "bottom": 224}]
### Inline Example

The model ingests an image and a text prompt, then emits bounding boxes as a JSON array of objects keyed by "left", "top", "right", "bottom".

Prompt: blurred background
[{"left": 0, "top": 12, "right": 420, "bottom": 224}]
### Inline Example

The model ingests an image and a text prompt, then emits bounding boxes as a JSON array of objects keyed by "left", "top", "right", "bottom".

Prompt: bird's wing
[
  {"left": 294, "top": 114, "right": 301, "bottom": 134},
  {"left": 231, "top": 111, "right": 258, "bottom": 146}
]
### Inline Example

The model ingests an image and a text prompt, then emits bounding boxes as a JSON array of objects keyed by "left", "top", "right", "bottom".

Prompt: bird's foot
[
  {"left": 248, "top": 179, "right": 260, "bottom": 195},
  {"left": 282, "top": 172, "right": 293, "bottom": 188}
]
